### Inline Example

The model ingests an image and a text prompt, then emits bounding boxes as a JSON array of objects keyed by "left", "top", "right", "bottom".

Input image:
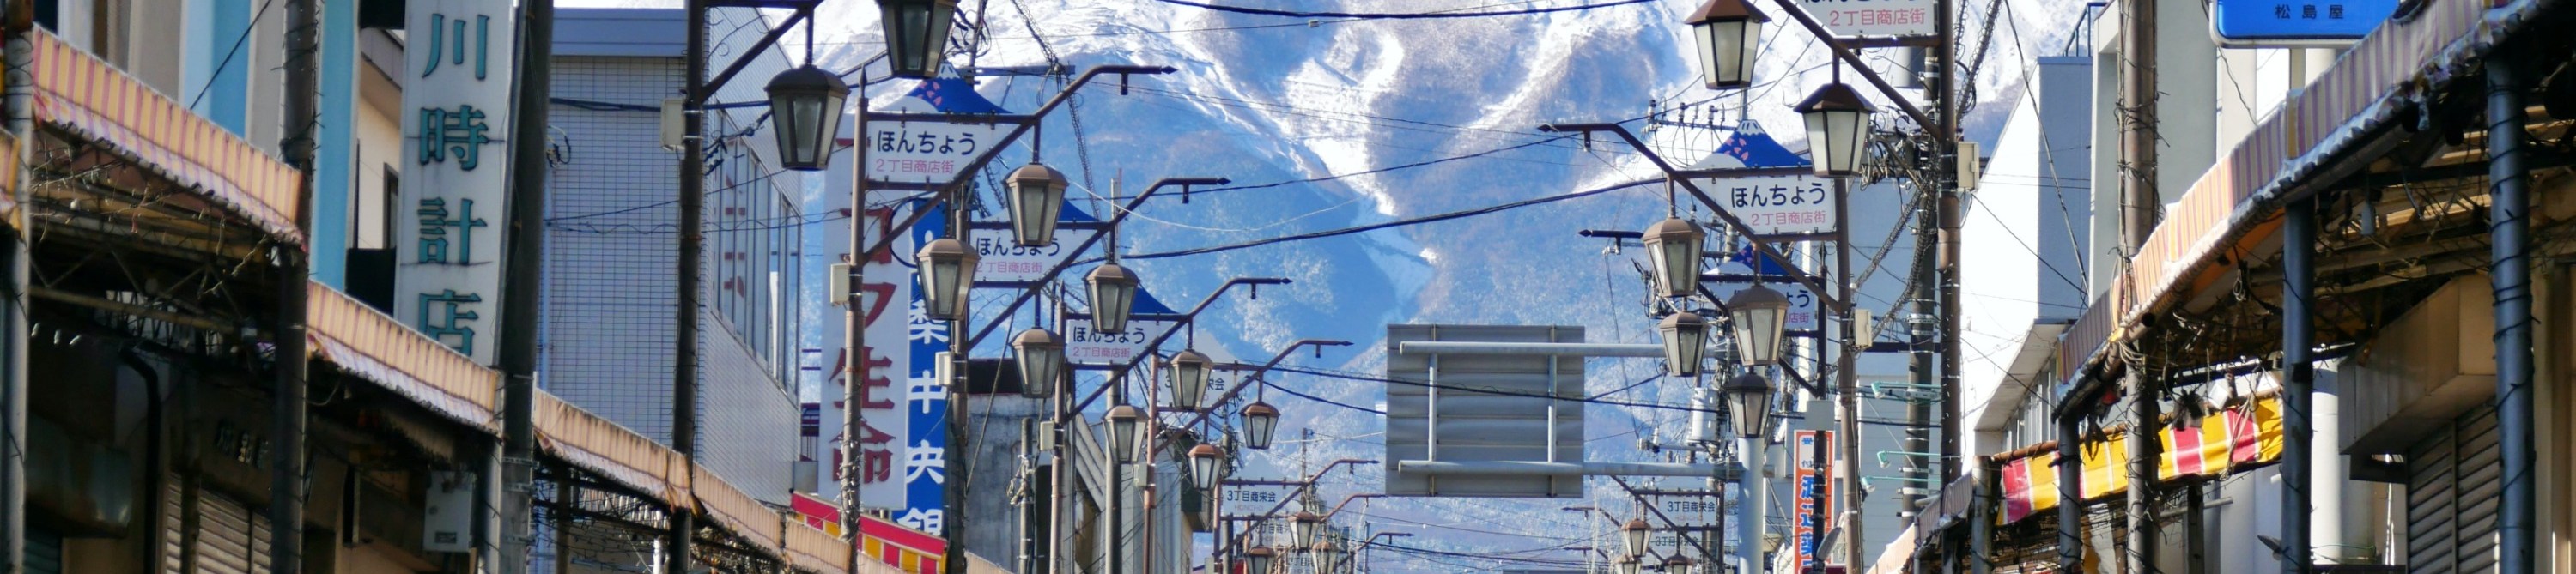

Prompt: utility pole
[
  {"left": 841, "top": 69, "right": 872, "bottom": 571},
  {"left": 498, "top": 0, "right": 556, "bottom": 571},
  {"left": 2118, "top": 0, "right": 2163, "bottom": 571},
  {"left": 669, "top": 0, "right": 707, "bottom": 571},
  {"left": 1834, "top": 181, "right": 1866, "bottom": 574},
  {"left": 0, "top": 2, "right": 32, "bottom": 571},
  {"left": 271, "top": 0, "right": 321, "bottom": 568},
  {"left": 1933, "top": 0, "right": 1964, "bottom": 492}
]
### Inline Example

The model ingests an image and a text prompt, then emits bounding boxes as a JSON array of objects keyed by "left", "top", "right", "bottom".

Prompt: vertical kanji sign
[
  {"left": 396, "top": 0, "right": 515, "bottom": 364},
  {"left": 814, "top": 115, "right": 919, "bottom": 519}
]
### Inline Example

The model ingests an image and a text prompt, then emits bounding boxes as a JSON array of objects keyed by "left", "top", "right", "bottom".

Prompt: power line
[
  {"left": 1107, "top": 177, "right": 1654, "bottom": 263},
  {"left": 185, "top": 0, "right": 281, "bottom": 112},
  {"left": 1147, "top": 0, "right": 1652, "bottom": 20},
  {"left": 1263, "top": 380, "right": 1383, "bottom": 414}
]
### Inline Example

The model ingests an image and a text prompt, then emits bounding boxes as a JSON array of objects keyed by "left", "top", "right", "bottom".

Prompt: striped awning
[
  {"left": 307, "top": 281, "right": 500, "bottom": 430},
  {"left": 26, "top": 29, "right": 302, "bottom": 243},
  {"left": 2057, "top": 0, "right": 2550, "bottom": 380},
  {"left": 1995, "top": 395, "right": 2283, "bottom": 525}
]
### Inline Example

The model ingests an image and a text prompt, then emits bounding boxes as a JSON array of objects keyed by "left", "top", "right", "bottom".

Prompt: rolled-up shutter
[
  {"left": 2407, "top": 407, "right": 2500, "bottom": 574},
  {"left": 194, "top": 490, "right": 274, "bottom": 574},
  {"left": 27, "top": 527, "right": 62, "bottom": 574}
]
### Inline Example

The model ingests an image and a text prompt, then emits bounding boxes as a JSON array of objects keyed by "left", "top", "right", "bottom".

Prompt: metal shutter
[
  {"left": 194, "top": 490, "right": 275, "bottom": 574},
  {"left": 163, "top": 481, "right": 186, "bottom": 574},
  {"left": 27, "top": 527, "right": 63, "bottom": 574},
  {"left": 2407, "top": 407, "right": 2501, "bottom": 574}
]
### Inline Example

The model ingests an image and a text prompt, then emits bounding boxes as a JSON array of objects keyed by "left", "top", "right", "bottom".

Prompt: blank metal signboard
[{"left": 1384, "top": 324, "right": 1586, "bottom": 498}]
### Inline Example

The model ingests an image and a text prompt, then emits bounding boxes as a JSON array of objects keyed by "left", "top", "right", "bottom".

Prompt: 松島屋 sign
[{"left": 396, "top": 1, "right": 516, "bottom": 364}]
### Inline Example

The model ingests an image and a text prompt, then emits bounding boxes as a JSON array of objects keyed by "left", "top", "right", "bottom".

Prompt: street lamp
[
  {"left": 1292, "top": 511, "right": 1326, "bottom": 548},
  {"left": 1795, "top": 82, "right": 1876, "bottom": 177},
  {"left": 1726, "top": 284, "right": 1790, "bottom": 365},
  {"left": 1658, "top": 311, "right": 1709, "bottom": 378},
  {"left": 1086, "top": 263, "right": 1140, "bottom": 334},
  {"left": 1312, "top": 541, "right": 1342, "bottom": 572},
  {"left": 1246, "top": 547, "right": 1277, "bottom": 574},
  {"left": 1641, "top": 217, "right": 1706, "bottom": 298},
  {"left": 1006, "top": 162, "right": 1068, "bottom": 247},
  {"left": 1615, "top": 555, "right": 1643, "bottom": 574},
  {"left": 1242, "top": 402, "right": 1281, "bottom": 450},
  {"left": 1662, "top": 555, "right": 1695, "bottom": 574},
  {"left": 1684, "top": 0, "right": 1768, "bottom": 89},
  {"left": 1189, "top": 444, "right": 1226, "bottom": 491},
  {"left": 1722, "top": 373, "right": 1775, "bottom": 439},
  {"left": 1623, "top": 518, "right": 1653, "bottom": 558},
  {"left": 1012, "top": 328, "right": 1063, "bottom": 399},
  {"left": 876, "top": 0, "right": 957, "bottom": 78},
  {"left": 1107, "top": 405, "right": 1145, "bottom": 463},
  {"left": 1168, "top": 349, "right": 1215, "bottom": 410},
  {"left": 916, "top": 238, "right": 978, "bottom": 321},
  {"left": 763, "top": 64, "right": 848, "bottom": 172}
]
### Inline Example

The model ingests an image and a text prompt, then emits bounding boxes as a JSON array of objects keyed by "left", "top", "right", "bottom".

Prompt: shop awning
[
  {"left": 2058, "top": 0, "right": 2550, "bottom": 381},
  {"left": 26, "top": 29, "right": 302, "bottom": 243},
  {"left": 307, "top": 281, "right": 500, "bottom": 430}
]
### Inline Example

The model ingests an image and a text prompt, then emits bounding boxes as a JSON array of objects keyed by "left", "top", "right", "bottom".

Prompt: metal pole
[
  {"left": 944, "top": 191, "right": 969, "bottom": 574},
  {"left": 1833, "top": 179, "right": 1865, "bottom": 574},
  {"left": 1738, "top": 436, "right": 1765, "bottom": 574},
  {"left": 1969, "top": 459, "right": 1993, "bottom": 574},
  {"left": 497, "top": 0, "right": 556, "bottom": 571},
  {"left": 2488, "top": 53, "right": 2537, "bottom": 574},
  {"left": 271, "top": 0, "right": 322, "bottom": 567},
  {"left": 2281, "top": 191, "right": 2317, "bottom": 574},
  {"left": 2185, "top": 479, "right": 2206, "bottom": 574},
  {"left": 842, "top": 70, "right": 872, "bottom": 572},
  {"left": 669, "top": 1, "right": 707, "bottom": 571},
  {"left": 1932, "top": 0, "right": 1965, "bottom": 491},
  {"left": 2125, "top": 370, "right": 2159, "bottom": 574},
  {"left": 2055, "top": 418, "right": 2082, "bottom": 573},
  {"left": 2117, "top": 0, "right": 2162, "bottom": 569},
  {"left": 0, "top": 12, "right": 30, "bottom": 574}
]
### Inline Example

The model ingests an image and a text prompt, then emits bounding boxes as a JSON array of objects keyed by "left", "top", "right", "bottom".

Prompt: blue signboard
[
  {"left": 2213, "top": 0, "right": 2400, "bottom": 44},
  {"left": 901, "top": 202, "right": 953, "bottom": 536}
]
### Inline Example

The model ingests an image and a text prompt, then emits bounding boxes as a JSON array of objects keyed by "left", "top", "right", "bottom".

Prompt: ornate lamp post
[
  {"left": 1658, "top": 311, "right": 1710, "bottom": 377},
  {"left": 762, "top": 64, "right": 848, "bottom": 172},
  {"left": 1723, "top": 373, "right": 1776, "bottom": 440},
  {"left": 1623, "top": 518, "right": 1654, "bottom": 558},
  {"left": 1189, "top": 444, "right": 1227, "bottom": 491},
  {"left": 1087, "top": 263, "right": 1140, "bottom": 333},
  {"left": 1684, "top": 0, "right": 1768, "bottom": 89},
  {"left": 876, "top": 0, "right": 958, "bottom": 77},
  {"left": 1795, "top": 81, "right": 1877, "bottom": 178},
  {"left": 1727, "top": 285, "right": 1790, "bottom": 366},
  {"left": 917, "top": 238, "right": 977, "bottom": 321},
  {"left": 1006, "top": 162, "right": 1068, "bottom": 246},
  {"left": 1242, "top": 402, "right": 1281, "bottom": 449},
  {"left": 1012, "top": 329, "right": 1063, "bottom": 399},
  {"left": 1641, "top": 216, "right": 1707, "bottom": 298},
  {"left": 1168, "top": 349, "right": 1214, "bottom": 410}
]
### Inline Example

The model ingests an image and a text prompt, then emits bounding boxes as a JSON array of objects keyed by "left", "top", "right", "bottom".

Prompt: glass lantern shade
[
  {"left": 1663, "top": 555, "right": 1696, "bottom": 574},
  {"left": 1623, "top": 518, "right": 1652, "bottom": 557},
  {"left": 1242, "top": 402, "right": 1281, "bottom": 450},
  {"left": 1723, "top": 373, "right": 1775, "bottom": 439},
  {"left": 877, "top": 0, "right": 958, "bottom": 78},
  {"left": 1615, "top": 556, "right": 1643, "bottom": 574},
  {"left": 1657, "top": 311, "right": 1709, "bottom": 378},
  {"left": 1726, "top": 284, "right": 1790, "bottom": 365},
  {"left": 1685, "top": 0, "right": 1768, "bottom": 89},
  {"left": 1086, "top": 263, "right": 1140, "bottom": 334},
  {"left": 1188, "top": 444, "right": 1225, "bottom": 491},
  {"left": 1007, "top": 162, "right": 1067, "bottom": 247},
  {"left": 1247, "top": 547, "right": 1276, "bottom": 574},
  {"left": 1168, "top": 349, "right": 1214, "bottom": 410},
  {"left": 1012, "top": 329, "right": 1064, "bottom": 399},
  {"left": 1292, "top": 511, "right": 1325, "bottom": 548},
  {"left": 1312, "top": 541, "right": 1340, "bottom": 570},
  {"left": 763, "top": 65, "right": 848, "bottom": 172},
  {"left": 1106, "top": 405, "right": 1144, "bottom": 463},
  {"left": 1795, "top": 82, "right": 1877, "bottom": 177},
  {"left": 1641, "top": 217, "right": 1706, "bottom": 298},
  {"left": 916, "top": 238, "right": 978, "bottom": 321}
]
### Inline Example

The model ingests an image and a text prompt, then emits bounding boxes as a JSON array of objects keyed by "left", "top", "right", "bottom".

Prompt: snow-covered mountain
[{"left": 608, "top": 0, "right": 2092, "bottom": 569}]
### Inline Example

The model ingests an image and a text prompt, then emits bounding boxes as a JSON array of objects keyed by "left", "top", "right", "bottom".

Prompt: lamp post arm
[
  {"left": 963, "top": 176, "right": 1234, "bottom": 348},
  {"left": 1180, "top": 339, "right": 1353, "bottom": 431},
  {"left": 1218, "top": 458, "right": 1377, "bottom": 557},
  {"left": 1068, "top": 277, "right": 1291, "bottom": 414},
  {"left": 697, "top": 6, "right": 812, "bottom": 98}
]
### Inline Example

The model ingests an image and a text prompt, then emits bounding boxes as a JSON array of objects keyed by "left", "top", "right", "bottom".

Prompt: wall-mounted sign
[
  {"left": 396, "top": 0, "right": 517, "bottom": 365},
  {"left": 864, "top": 79, "right": 1014, "bottom": 186},
  {"left": 964, "top": 204, "right": 1101, "bottom": 284},
  {"left": 1701, "top": 175, "right": 1834, "bottom": 237},
  {"left": 1064, "top": 317, "right": 1178, "bottom": 366},
  {"left": 2213, "top": 0, "right": 2400, "bottom": 45},
  {"left": 1799, "top": 0, "right": 1935, "bottom": 37}
]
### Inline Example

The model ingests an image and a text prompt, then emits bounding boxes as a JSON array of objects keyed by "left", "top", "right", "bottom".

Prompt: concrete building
[{"left": 541, "top": 7, "right": 805, "bottom": 505}]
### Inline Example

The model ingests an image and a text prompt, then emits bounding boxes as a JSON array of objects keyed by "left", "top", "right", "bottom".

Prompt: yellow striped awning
[{"left": 27, "top": 29, "right": 302, "bottom": 243}]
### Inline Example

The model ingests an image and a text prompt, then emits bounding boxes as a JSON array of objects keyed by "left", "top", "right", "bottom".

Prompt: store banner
[
  {"left": 395, "top": 0, "right": 517, "bottom": 364},
  {"left": 1996, "top": 396, "right": 2285, "bottom": 525}
]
